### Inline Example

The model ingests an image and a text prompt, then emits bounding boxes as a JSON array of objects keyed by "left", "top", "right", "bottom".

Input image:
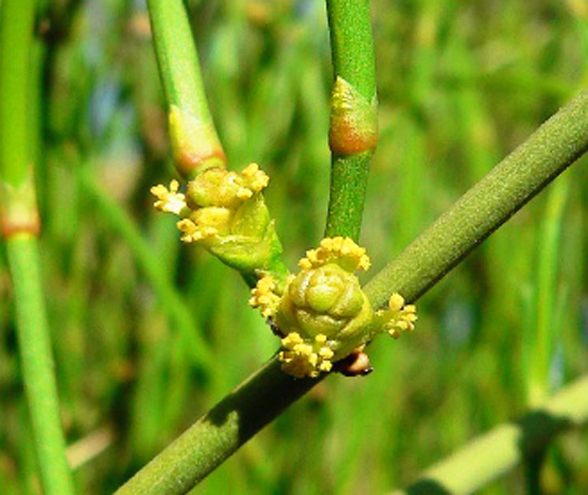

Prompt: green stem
[
  {"left": 147, "top": 0, "right": 225, "bottom": 177},
  {"left": 6, "top": 235, "right": 75, "bottom": 495},
  {"left": 1, "top": 1, "right": 75, "bottom": 493},
  {"left": 0, "top": 0, "right": 39, "bottom": 236},
  {"left": 527, "top": 178, "right": 568, "bottom": 405},
  {"left": 117, "top": 91, "right": 588, "bottom": 494},
  {"left": 364, "top": 90, "right": 588, "bottom": 308},
  {"left": 325, "top": 0, "right": 377, "bottom": 240},
  {"left": 390, "top": 375, "right": 588, "bottom": 495},
  {"left": 115, "top": 359, "right": 322, "bottom": 495},
  {"left": 0, "top": 0, "right": 34, "bottom": 187}
]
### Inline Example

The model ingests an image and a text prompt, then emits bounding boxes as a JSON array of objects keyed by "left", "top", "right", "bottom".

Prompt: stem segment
[
  {"left": 147, "top": 0, "right": 226, "bottom": 177},
  {"left": 6, "top": 236, "right": 75, "bottom": 495},
  {"left": 1, "top": 0, "right": 74, "bottom": 493},
  {"left": 115, "top": 359, "right": 321, "bottom": 495},
  {"left": 325, "top": 0, "right": 377, "bottom": 240}
]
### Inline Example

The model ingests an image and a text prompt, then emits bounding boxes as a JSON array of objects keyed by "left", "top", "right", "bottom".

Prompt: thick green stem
[
  {"left": 115, "top": 358, "right": 322, "bottom": 495},
  {"left": 6, "top": 235, "right": 75, "bottom": 495},
  {"left": 325, "top": 0, "right": 377, "bottom": 240},
  {"left": 391, "top": 375, "right": 588, "bottom": 495},
  {"left": 147, "top": 0, "right": 225, "bottom": 177},
  {"left": 364, "top": 90, "right": 588, "bottom": 308},
  {"left": 117, "top": 90, "right": 588, "bottom": 495}
]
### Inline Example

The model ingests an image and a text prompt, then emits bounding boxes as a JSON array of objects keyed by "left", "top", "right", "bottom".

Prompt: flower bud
[
  {"left": 250, "top": 237, "right": 418, "bottom": 379},
  {"left": 276, "top": 262, "right": 372, "bottom": 358},
  {"left": 151, "top": 163, "right": 281, "bottom": 275}
]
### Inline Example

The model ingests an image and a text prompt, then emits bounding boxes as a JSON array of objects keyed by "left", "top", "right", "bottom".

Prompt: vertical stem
[
  {"left": 147, "top": 0, "right": 226, "bottom": 177},
  {"left": 325, "top": 0, "right": 377, "bottom": 240},
  {"left": 0, "top": 0, "right": 34, "bottom": 187},
  {"left": 527, "top": 178, "right": 568, "bottom": 405},
  {"left": 1, "top": 0, "right": 75, "bottom": 493},
  {"left": 6, "top": 236, "right": 76, "bottom": 495}
]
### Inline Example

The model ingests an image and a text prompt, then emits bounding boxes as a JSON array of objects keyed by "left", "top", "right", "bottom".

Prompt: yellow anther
[
  {"left": 298, "top": 236, "right": 370, "bottom": 272},
  {"left": 388, "top": 293, "right": 405, "bottom": 312},
  {"left": 249, "top": 276, "right": 281, "bottom": 318},
  {"left": 278, "top": 332, "right": 335, "bottom": 378},
  {"left": 151, "top": 180, "right": 187, "bottom": 215},
  {"left": 379, "top": 293, "right": 418, "bottom": 339}
]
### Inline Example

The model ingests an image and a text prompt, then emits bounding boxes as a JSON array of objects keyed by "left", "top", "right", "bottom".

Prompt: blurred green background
[{"left": 1, "top": 0, "right": 588, "bottom": 493}]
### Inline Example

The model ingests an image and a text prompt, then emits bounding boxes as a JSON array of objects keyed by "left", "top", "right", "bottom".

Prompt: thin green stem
[
  {"left": 527, "top": 178, "right": 568, "bottom": 405},
  {"left": 117, "top": 90, "right": 588, "bottom": 495},
  {"left": 1, "top": 1, "right": 75, "bottom": 493},
  {"left": 0, "top": 0, "right": 39, "bottom": 236},
  {"left": 326, "top": 0, "right": 376, "bottom": 102},
  {"left": 0, "top": 0, "right": 34, "bottom": 187},
  {"left": 147, "top": 0, "right": 225, "bottom": 177},
  {"left": 325, "top": 0, "right": 377, "bottom": 240},
  {"left": 391, "top": 375, "right": 588, "bottom": 495},
  {"left": 364, "top": 90, "right": 588, "bottom": 308},
  {"left": 6, "top": 235, "right": 75, "bottom": 495}
]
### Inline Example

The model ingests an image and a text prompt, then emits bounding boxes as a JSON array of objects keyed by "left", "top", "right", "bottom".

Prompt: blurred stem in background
[
  {"left": 0, "top": 0, "right": 75, "bottom": 493},
  {"left": 524, "top": 177, "right": 569, "bottom": 407},
  {"left": 117, "top": 90, "right": 588, "bottom": 494},
  {"left": 325, "top": 0, "right": 377, "bottom": 241},
  {"left": 522, "top": 175, "right": 569, "bottom": 493},
  {"left": 392, "top": 375, "right": 588, "bottom": 495},
  {"left": 77, "top": 164, "right": 216, "bottom": 371}
]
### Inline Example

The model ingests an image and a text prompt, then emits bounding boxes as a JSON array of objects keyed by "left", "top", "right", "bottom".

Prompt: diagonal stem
[
  {"left": 364, "top": 90, "right": 588, "bottom": 308},
  {"left": 117, "top": 90, "right": 588, "bottom": 495}
]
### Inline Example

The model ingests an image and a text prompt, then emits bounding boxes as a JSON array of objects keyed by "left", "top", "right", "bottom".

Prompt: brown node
[{"left": 334, "top": 346, "right": 373, "bottom": 377}]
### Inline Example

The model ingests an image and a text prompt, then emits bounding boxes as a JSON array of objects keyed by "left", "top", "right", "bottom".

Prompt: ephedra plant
[{"left": 1, "top": 0, "right": 587, "bottom": 494}]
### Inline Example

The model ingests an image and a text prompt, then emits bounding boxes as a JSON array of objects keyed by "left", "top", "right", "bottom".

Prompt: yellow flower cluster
[
  {"left": 249, "top": 237, "right": 418, "bottom": 379},
  {"left": 279, "top": 333, "right": 335, "bottom": 378},
  {"left": 151, "top": 163, "right": 269, "bottom": 244},
  {"left": 151, "top": 163, "right": 280, "bottom": 274},
  {"left": 298, "top": 236, "right": 371, "bottom": 272},
  {"left": 248, "top": 276, "right": 283, "bottom": 318},
  {"left": 378, "top": 293, "right": 418, "bottom": 339},
  {"left": 151, "top": 180, "right": 188, "bottom": 215}
]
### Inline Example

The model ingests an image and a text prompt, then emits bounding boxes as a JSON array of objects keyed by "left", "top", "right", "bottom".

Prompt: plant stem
[
  {"left": 0, "top": 0, "right": 34, "bottom": 187},
  {"left": 115, "top": 358, "right": 322, "bottom": 495},
  {"left": 390, "top": 375, "right": 588, "bottom": 495},
  {"left": 364, "top": 90, "right": 588, "bottom": 309},
  {"left": 117, "top": 90, "right": 588, "bottom": 495},
  {"left": 1, "top": 0, "right": 75, "bottom": 493},
  {"left": 325, "top": 0, "right": 377, "bottom": 240},
  {"left": 527, "top": 178, "right": 568, "bottom": 406},
  {"left": 147, "top": 0, "right": 226, "bottom": 177},
  {"left": 6, "top": 235, "right": 75, "bottom": 495}
]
